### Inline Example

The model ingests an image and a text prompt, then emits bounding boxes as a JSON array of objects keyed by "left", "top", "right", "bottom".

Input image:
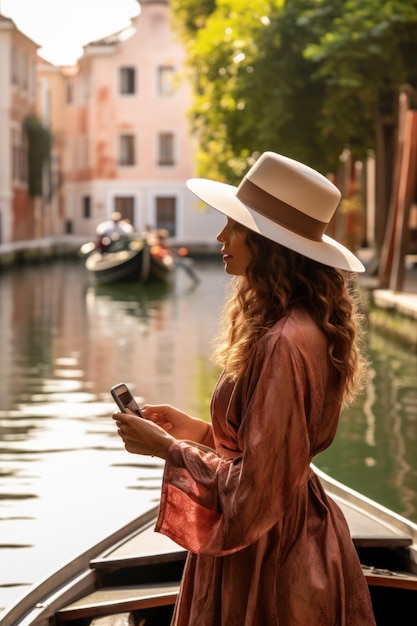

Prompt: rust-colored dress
[{"left": 155, "top": 309, "right": 376, "bottom": 625}]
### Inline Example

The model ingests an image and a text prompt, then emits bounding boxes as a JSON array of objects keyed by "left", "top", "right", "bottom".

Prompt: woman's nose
[{"left": 216, "top": 226, "right": 227, "bottom": 243}]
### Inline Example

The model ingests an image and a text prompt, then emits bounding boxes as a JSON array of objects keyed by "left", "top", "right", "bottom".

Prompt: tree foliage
[
  {"left": 23, "top": 114, "right": 52, "bottom": 197},
  {"left": 171, "top": 0, "right": 417, "bottom": 182},
  {"left": 304, "top": 0, "right": 417, "bottom": 153}
]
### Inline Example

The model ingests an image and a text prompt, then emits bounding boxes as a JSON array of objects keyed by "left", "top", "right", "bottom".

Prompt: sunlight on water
[
  {"left": 0, "top": 257, "right": 416, "bottom": 615},
  {"left": 0, "top": 260, "right": 226, "bottom": 612}
]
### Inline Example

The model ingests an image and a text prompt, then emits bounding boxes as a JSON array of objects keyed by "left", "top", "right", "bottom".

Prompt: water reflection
[
  {"left": 0, "top": 259, "right": 227, "bottom": 612},
  {"left": 368, "top": 331, "right": 417, "bottom": 519},
  {"left": 316, "top": 328, "right": 417, "bottom": 520},
  {"left": 0, "top": 258, "right": 416, "bottom": 614}
]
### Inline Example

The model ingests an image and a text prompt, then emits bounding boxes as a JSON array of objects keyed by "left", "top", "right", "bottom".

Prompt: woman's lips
[{"left": 221, "top": 248, "right": 231, "bottom": 262}]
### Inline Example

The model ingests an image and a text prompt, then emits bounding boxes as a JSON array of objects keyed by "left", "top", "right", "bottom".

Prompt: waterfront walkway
[{"left": 358, "top": 249, "right": 417, "bottom": 321}]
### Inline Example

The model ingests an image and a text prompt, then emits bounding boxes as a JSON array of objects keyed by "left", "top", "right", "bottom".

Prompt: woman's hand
[
  {"left": 113, "top": 410, "right": 174, "bottom": 459},
  {"left": 141, "top": 404, "right": 210, "bottom": 443},
  {"left": 113, "top": 404, "right": 210, "bottom": 459}
]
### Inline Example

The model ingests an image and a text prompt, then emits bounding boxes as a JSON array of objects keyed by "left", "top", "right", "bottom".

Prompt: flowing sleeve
[{"left": 155, "top": 329, "right": 317, "bottom": 556}]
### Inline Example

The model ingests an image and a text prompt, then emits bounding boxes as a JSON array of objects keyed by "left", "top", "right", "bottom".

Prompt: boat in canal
[
  {"left": 1, "top": 466, "right": 416, "bottom": 626},
  {"left": 80, "top": 235, "right": 174, "bottom": 285}
]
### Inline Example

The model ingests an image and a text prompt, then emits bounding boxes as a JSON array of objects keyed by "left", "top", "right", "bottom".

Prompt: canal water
[{"left": 1, "top": 257, "right": 416, "bottom": 614}]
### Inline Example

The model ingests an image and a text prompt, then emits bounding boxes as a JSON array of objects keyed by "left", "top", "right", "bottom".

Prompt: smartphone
[{"left": 111, "top": 383, "right": 144, "bottom": 417}]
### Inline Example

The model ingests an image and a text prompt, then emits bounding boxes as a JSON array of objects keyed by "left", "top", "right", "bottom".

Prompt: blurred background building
[{"left": 0, "top": 0, "right": 224, "bottom": 249}]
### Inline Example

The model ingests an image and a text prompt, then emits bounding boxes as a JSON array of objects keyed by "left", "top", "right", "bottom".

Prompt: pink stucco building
[
  {"left": 0, "top": 14, "right": 38, "bottom": 243},
  {"left": 62, "top": 0, "right": 223, "bottom": 244},
  {"left": 1, "top": 0, "right": 224, "bottom": 248}
]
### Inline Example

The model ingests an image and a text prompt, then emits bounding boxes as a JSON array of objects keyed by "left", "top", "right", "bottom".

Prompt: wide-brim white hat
[{"left": 187, "top": 151, "right": 364, "bottom": 272}]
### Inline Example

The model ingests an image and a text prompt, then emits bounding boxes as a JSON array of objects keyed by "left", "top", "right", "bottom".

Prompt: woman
[{"left": 113, "top": 152, "right": 376, "bottom": 625}]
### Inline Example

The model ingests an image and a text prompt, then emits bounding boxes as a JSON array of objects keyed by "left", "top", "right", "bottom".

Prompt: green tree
[
  {"left": 305, "top": 0, "right": 417, "bottom": 144},
  {"left": 172, "top": 0, "right": 417, "bottom": 192},
  {"left": 174, "top": 0, "right": 331, "bottom": 181}
]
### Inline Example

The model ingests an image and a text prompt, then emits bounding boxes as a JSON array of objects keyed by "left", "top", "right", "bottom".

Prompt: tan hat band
[{"left": 237, "top": 178, "right": 328, "bottom": 242}]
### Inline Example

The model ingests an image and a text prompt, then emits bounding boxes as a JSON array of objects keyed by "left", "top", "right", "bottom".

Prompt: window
[
  {"left": 66, "top": 78, "right": 74, "bottom": 104},
  {"left": 157, "top": 65, "right": 175, "bottom": 96},
  {"left": 158, "top": 132, "right": 175, "bottom": 166},
  {"left": 82, "top": 195, "right": 91, "bottom": 219},
  {"left": 12, "top": 127, "right": 19, "bottom": 182},
  {"left": 21, "top": 128, "right": 28, "bottom": 183},
  {"left": 11, "top": 44, "right": 18, "bottom": 86},
  {"left": 120, "top": 67, "right": 136, "bottom": 95},
  {"left": 115, "top": 196, "right": 135, "bottom": 225},
  {"left": 156, "top": 196, "right": 176, "bottom": 236},
  {"left": 30, "top": 58, "right": 36, "bottom": 99},
  {"left": 12, "top": 125, "right": 27, "bottom": 184},
  {"left": 119, "top": 134, "right": 135, "bottom": 166},
  {"left": 22, "top": 50, "right": 28, "bottom": 91}
]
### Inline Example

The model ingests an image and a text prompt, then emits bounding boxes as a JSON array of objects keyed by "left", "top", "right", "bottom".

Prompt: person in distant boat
[
  {"left": 95, "top": 211, "right": 133, "bottom": 251},
  {"left": 113, "top": 151, "right": 377, "bottom": 625},
  {"left": 148, "top": 228, "right": 170, "bottom": 259},
  {"left": 146, "top": 227, "right": 200, "bottom": 284}
]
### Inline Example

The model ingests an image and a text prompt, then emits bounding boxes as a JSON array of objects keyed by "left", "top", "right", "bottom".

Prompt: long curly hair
[{"left": 213, "top": 226, "right": 367, "bottom": 407}]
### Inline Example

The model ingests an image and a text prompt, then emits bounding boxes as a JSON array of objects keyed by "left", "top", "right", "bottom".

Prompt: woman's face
[{"left": 216, "top": 218, "right": 253, "bottom": 276}]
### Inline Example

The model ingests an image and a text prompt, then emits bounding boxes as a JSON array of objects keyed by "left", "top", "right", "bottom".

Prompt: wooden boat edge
[
  {"left": 3, "top": 469, "right": 417, "bottom": 625},
  {"left": 313, "top": 464, "right": 417, "bottom": 549},
  {"left": 0, "top": 505, "right": 160, "bottom": 626}
]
